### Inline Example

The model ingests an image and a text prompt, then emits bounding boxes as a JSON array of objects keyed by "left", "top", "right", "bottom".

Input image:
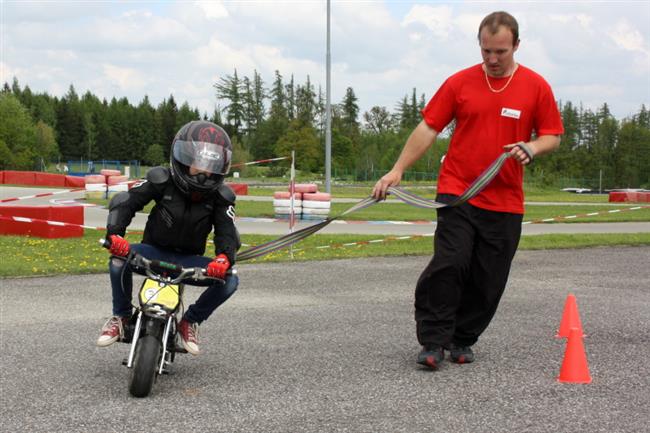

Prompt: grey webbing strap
[
  {"left": 236, "top": 152, "right": 512, "bottom": 261},
  {"left": 516, "top": 142, "right": 534, "bottom": 162}
]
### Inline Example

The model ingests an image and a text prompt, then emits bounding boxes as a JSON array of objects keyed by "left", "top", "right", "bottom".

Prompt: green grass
[
  {"left": 248, "top": 185, "right": 614, "bottom": 202},
  {"left": 233, "top": 201, "right": 650, "bottom": 223},
  {"left": 1, "top": 231, "right": 649, "bottom": 277}
]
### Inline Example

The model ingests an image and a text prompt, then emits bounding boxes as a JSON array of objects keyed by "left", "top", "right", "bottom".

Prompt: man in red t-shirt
[{"left": 373, "top": 11, "right": 563, "bottom": 369}]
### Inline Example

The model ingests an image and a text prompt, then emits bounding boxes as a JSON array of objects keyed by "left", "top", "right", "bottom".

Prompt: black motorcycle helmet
[{"left": 170, "top": 121, "right": 232, "bottom": 196}]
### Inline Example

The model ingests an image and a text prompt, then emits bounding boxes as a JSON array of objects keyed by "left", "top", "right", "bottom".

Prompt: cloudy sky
[{"left": 2, "top": 1, "right": 649, "bottom": 121}]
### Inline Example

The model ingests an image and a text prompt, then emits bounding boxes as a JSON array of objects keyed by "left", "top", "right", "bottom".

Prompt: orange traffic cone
[
  {"left": 557, "top": 327, "right": 592, "bottom": 384},
  {"left": 556, "top": 294, "right": 584, "bottom": 338}
]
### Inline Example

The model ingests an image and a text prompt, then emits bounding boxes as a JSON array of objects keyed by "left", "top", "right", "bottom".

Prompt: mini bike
[{"left": 100, "top": 239, "right": 230, "bottom": 398}]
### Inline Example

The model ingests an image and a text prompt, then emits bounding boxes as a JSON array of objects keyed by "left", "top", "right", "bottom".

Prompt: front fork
[
  {"left": 126, "top": 311, "right": 175, "bottom": 373},
  {"left": 126, "top": 311, "right": 144, "bottom": 368},
  {"left": 158, "top": 316, "right": 174, "bottom": 375}
]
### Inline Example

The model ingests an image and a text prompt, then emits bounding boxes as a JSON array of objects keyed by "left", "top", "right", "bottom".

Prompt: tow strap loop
[{"left": 236, "top": 152, "right": 511, "bottom": 261}]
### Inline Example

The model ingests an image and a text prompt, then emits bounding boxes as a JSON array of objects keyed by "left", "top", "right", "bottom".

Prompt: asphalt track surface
[{"left": 1, "top": 247, "right": 649, "bottom": 433}]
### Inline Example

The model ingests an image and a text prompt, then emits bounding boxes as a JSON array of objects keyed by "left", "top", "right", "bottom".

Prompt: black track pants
[{"left": 415, "top": 196, "right": 522, "bottom": 347}]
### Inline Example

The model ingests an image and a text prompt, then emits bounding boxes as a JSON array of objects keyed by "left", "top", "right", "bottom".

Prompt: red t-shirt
[{"left": 422, "top": 63, "right": 564, "bottom": 214}]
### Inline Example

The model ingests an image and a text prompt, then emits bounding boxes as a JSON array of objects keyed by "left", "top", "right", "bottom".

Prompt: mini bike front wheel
[{"left": 128, "top": 335, "right": 161, "bottom": 398}]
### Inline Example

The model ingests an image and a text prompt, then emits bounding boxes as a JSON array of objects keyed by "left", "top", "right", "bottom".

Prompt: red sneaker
[
  {"left": 97, "top": 316, "right": 128, "bottom": 347},
  {"left": 178, "top": 319, "right": 200, "bottom": 355}
]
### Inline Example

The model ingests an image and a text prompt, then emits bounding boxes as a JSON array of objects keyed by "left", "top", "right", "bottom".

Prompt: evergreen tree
[
  {"left": 210, "top": 106, "right": 224, "bottom": 126},
  {"left": 176, "top": 101, "right": 200, "bottom": 130},
  {"left": 94, "top": 99, "right": 114, "bottom": 162},
  {"left": 132, "top": 95, "right": 159, "bottom": 161},
  {"left": 214, "top": 69, "right": 244, "bottom": 138},
  {"left": 285, "top": 74, "right": 296, "bottom": 121},
  {"left": 242, "top": 70, "right": 266, "bottom": 133},
  {"left": 254, "top": 71, "right": 288, "bottom": 160},
  {"left": 636, "top": 104, "right": 649, "bottom": 128},
  {"left": 79, "top": 91, "right": 103, "bottom": 161},
  {"left": 56, "top": 85, "right": 85, "bottom": 158},
  {"left": 295, "top": 76, "right": 317, "bottom": 127},
  {"left": 340, "top": 87, "right": 360, "bottom": 136},
  {"left": 157, "top": 95, "right": 178, "bottom": 158}
]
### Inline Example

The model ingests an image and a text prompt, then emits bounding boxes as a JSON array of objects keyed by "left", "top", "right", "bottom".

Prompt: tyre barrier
[
  {"left": 273, "top": 206, "right": 302, "bottom": 215},
  {"left": 273, "top": 192, "right": 303, "bottom": 200},
  {"left": 85, "top": 174, "right": 107, "bottom": 200},
  {"left": 65, "top": 175, "right": 85, "bottom": 187},
  {"left": 302, "top": 207, "right": 330, "bottom": 215},
  {"left": 302, "top": 192, "right": 331, "bottom": 220},
  {"left": 0, "top": 205, "right": 84, "bottom": 238},
  {"left": 273, "top": 191, "right": 303, "bottom": 218},
  {"left": 107, "top": 184, "right": 130, "bottom": 200},
  {"left": 294, "top": 183, "right": 318, "bottom": 193},
  {"left": 273, "top": 199, "right": 303, "bottom": 208},
  {"left": 100, "top": 169, "right": 122, "bottom": 177},
  {"left": 227, "top": 183, "right": 249, "bottom": 195},
  {"left": 107, "top": 175, "right": 129, "bottom": 185},
  {"left": 106, "top": 175, "right": 131, "bottom": 200},
  {"left": 302, "top": 200, "right": 330, "bottom": 209},
  {"left": 273, "top": 187, "right": 331, "bottom": 220}
]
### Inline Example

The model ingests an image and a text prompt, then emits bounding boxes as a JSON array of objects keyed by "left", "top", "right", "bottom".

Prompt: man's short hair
[{"left": 478, "top": 11, "right": 519, "bottom": 45}]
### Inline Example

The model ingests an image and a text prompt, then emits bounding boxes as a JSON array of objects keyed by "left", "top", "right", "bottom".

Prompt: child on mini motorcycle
[{"left": 97, "top": 121, "right": 240, "bottom": 356}]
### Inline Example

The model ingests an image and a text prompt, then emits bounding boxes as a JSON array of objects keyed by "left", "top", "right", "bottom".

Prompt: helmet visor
[{"left": 172, "top": 140, "right": 231, "bottom": 175}]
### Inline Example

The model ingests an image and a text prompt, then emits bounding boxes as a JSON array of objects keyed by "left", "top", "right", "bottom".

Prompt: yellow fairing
[{"left": 139, "top": 278, "right": 180, "bottom": 310}]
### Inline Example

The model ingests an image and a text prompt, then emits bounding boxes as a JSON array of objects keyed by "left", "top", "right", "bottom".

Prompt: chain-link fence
[{"left": 63, "top": 160, "right": 141, "bottom": 178}]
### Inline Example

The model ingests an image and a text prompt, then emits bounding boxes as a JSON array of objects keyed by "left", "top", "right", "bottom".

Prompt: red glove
[
  {"left": 206, "top": 254, "right": 230, "bottom": 279},
  {"left": 108, "top": 235, "right": 130, "bottom": 257}
]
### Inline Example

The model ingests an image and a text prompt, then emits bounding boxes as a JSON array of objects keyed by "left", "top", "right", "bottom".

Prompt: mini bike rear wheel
[{"left": 128, "top": 335, "right": 161, "bottom": 397}]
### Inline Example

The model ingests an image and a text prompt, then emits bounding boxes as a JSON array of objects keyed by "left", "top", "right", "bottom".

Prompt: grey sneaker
[
  {"left": 417, "top": 345, "right": 445, "bottom": 369},
  {"left": 448, "top": 344, "right": 475, "bottom": 364}
]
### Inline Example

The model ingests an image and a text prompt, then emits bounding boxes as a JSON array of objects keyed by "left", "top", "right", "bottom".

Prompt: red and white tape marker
[
  {"left": 522, "top": 205, "right": 650, "bottom": 224},
  {"left": 231, "top": 156, "right": 288, "bottom": 168},
  {"left": 1, "top": 179, "right": 138, "bottom": 204},
  {"left": 0, "top": 188, "right": 86, "bottom": 203},
  {"left": 0, "top": 214, "right": 105, "bottom": 231},
  {"left": 0, "top": 214, "right": 143, "bottom": 235}
]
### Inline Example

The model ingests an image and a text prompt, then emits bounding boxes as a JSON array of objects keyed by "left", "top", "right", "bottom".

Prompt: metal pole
[
  {"left": 325, "top": 0, "right": 332, "bottom": 193},
  {"left": 599, "top": 169, "right": 603, "bottom": 194}
]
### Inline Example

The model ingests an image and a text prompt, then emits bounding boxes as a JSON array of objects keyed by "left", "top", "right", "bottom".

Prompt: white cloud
[
  {"left": 402, "top": 5, "right": 454, "bottom": 40},
  {"left": 102, "top": 64, "right": 147, "bottom": 91},
  {"left": 195, "top": 1, "right": 229, "bottom": 20},
  {"left": 607, "top": 19, "right": 648, "bottom": 53}
]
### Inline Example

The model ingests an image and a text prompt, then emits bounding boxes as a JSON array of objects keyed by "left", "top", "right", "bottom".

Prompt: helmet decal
[{"left": 198, "top": 126, "right": 227, "bottom": 146}]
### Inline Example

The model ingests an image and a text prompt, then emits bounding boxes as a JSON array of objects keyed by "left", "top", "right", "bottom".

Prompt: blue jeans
[{"left": 109, "top": 243, "right": 239, "bottom": 324}]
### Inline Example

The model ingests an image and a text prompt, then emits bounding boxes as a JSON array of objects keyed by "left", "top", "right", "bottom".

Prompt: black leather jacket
[{"left": 106, "top": 167, "right": 240, "bottom": 264}]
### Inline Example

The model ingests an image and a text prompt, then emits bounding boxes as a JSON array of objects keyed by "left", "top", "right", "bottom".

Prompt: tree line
[{"left": 1, "top": 73, "right": 649, "bottom": 189}]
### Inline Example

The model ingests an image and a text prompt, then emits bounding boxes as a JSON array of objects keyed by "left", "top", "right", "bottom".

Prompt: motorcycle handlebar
[{"left": 99, "top": 238, "right": 236, "bottom": 284}]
